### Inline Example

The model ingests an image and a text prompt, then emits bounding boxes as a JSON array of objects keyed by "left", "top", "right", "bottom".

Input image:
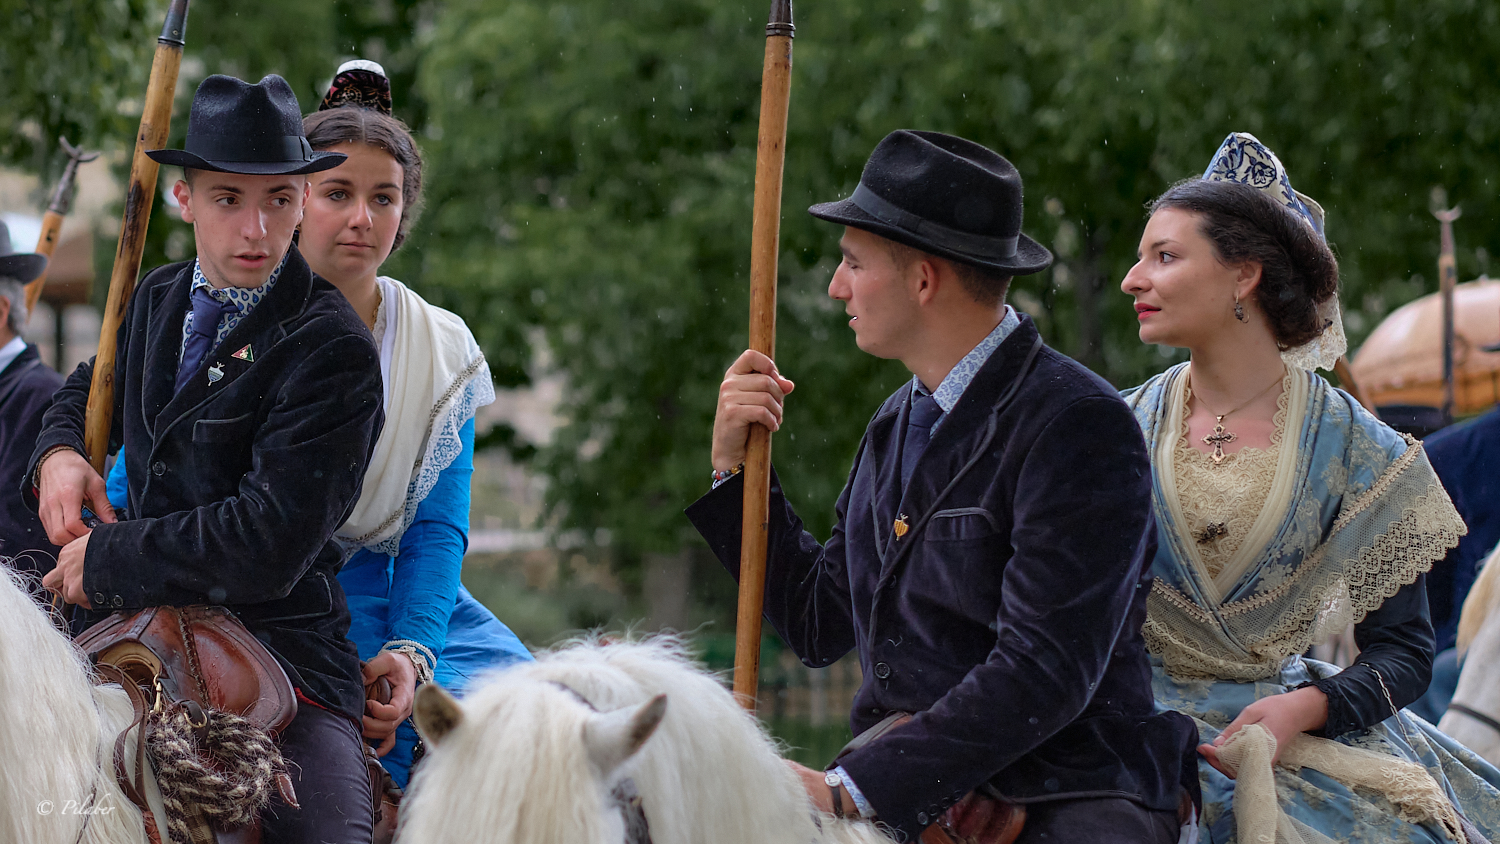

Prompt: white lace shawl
[{"left": 336, "top": 276, "right": 495, "bottom": 555}]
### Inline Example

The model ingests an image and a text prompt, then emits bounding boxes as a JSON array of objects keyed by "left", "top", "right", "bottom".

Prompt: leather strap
[
  {"left": 1449, "top": 703, "right": 1500, "bottom": 736},
  {"left": 95, "top": 663, "right": 155, "bottom": 818}
]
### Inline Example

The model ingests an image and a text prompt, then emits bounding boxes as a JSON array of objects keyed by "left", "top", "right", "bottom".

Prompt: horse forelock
[
  {"left": 399, "top": 635, "right": 895, "bottom": 844},
  {"left": 400, "top": 674, "right": 620, "bottom": 844}
]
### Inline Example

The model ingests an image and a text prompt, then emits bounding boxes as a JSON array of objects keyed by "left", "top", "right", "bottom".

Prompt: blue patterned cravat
[
  {"left": 901, "top": 392, "right": 943, "bottom": 489},
  {"left": 175, "top": 286, "right": 231, "bottom": 393}
]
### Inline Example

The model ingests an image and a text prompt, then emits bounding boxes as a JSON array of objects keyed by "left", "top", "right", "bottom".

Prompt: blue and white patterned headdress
[{"left": 1202, "top": 132, "right": 1345, "bottom": 371}]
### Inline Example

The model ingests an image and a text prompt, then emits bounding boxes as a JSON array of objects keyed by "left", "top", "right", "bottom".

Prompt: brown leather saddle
[
  {"left": 835, "top": 713, "right": 1026, "bottom": 844},
  {"left": 76, "top": 605, "right": 297, "bottom": 731},
  {"left": 77, "top": 605, "right": 299, "bottom": 844}
]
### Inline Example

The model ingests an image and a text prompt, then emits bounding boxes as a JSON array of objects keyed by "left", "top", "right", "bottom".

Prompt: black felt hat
[
  {"left": 147, "top": 74, "right": 346, "bottom": 175},
  {"left": 809, "top": 130, "right": 1053, "bottom": 275},
  {"left": 0, "top": 220, "right": 46, "bottom": 283}
]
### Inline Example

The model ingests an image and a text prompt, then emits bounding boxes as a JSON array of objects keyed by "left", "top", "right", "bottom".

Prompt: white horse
[
  {"left": 400, "top": 636, "right": 897, "bottom": 844},
  {"left": 1439, "top": 541, "right": 1500, "bottom": 765},
  {"left": 0, "top": 565, "right": 165, "bottom": 844}
]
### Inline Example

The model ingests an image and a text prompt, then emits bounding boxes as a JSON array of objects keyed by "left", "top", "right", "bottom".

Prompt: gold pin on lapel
[
  {"left": 232, "top": 344, "right": 254, "bottom": 362},
  {"left": 893, "top": 515, "right": 909, "bottom": 538}
]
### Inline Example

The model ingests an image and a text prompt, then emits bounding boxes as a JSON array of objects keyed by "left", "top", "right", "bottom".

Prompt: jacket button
[
  {"left": 916, "top": 812, "right": 929, "bottom": 826},
  {"left": 874, "top": 662, "right": 892, "bottom": 679},
  {"left": 151, "top": 461, "right": 166, "bottom": 476},
  {"left": 93, "top": 592, "right": 106, "bottom": 605},
  {"left": 111, "top": 595, "right": 123, "bottom": 608}
]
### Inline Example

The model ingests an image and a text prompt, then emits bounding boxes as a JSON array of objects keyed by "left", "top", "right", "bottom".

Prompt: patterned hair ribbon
[
  {"left": 1202, "top": 132, "right": 1325, "bottom": 240},
  {"left": 319, "top": 59, "right": 392, "bottom": 116},
  {"left": 1202, "top": 132, "right": 1345, "bottom": 371}
]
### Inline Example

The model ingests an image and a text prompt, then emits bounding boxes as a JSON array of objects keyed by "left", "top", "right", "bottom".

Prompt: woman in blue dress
[
  {"left": 1119, "top": 133, "right": 1500, "bottom": 843},
  {"left": 300, "top": 61, "right": 533, "bottom": 788}
]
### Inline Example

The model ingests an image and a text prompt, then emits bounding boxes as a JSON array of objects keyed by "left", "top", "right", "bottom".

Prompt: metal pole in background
[{"left": 23, "top": 137, "right": 100, "bottom": 321}]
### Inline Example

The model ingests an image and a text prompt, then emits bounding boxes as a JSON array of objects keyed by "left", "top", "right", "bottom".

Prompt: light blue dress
[{"left": 1124, "top": 364, "right": 1500, "bottom": 843}]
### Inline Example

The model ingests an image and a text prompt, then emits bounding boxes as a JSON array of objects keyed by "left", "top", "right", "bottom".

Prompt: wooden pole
[
  {"left": 1434, "top": 205, "right": 1462, "bottom": 424},
  {"left": 83, "top": 0, "right": 190, "bottom": 473},
  {"left": 733, "top": 0, "right": 794, "bottom": 711},
  {"left": 23, "top": 138, "right": 100, "bottom": 321}
]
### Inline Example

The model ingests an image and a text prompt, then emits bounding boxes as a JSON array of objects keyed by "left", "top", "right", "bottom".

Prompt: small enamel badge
[
  {"left": 893, "top": 515, "right": 909, "bottom": 538},
  {"left": 207, "top": 363, "right": 224, "bottom": 384},
  {"left": 232, "top": 344, "right": 254, "bottom": 362}
]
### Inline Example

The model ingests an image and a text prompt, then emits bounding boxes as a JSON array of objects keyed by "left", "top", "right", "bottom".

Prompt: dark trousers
[
  {"left": 1015, "top": 797, "right": 1180, "bottom": 844},
  {"left": 261, "top": 704, "right": 374, "bottom": 844}
]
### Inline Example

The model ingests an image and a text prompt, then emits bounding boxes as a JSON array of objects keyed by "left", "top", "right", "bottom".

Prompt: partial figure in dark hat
[
  {"left": 27, "top": 73, "right": 383, "bottom": 844},
  {"left": 687, "top": 130, "right": 1201, "bottom": 843},
  {"left": 0, "top": 221, "right": 63, "bottom": 586}
]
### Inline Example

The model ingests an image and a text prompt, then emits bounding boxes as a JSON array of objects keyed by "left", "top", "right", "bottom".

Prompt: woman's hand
[
  {"left": 1199, "top": 685, "right": 1329, "bottom": 778},
  {"left": 361, "top": 651, "right": 418, "bottom": 756}
]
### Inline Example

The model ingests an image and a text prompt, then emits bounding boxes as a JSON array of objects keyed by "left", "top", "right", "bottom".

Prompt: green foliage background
[{"left": 5, "top": 0, "right": 1500, "bottom": 563}]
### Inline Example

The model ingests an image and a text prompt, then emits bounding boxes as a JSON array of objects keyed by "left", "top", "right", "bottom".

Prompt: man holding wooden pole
[
  {"left": 689, "top": 131, "right": 1198, "bottom": 843},
  {"left": 28, "top": 74, "right": 382, "bottom": 844}
]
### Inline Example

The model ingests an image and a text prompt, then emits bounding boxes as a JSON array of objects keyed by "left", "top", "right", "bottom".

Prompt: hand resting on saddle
[{"left": 362, "top": 650, "right": 418, "bottom": 755}]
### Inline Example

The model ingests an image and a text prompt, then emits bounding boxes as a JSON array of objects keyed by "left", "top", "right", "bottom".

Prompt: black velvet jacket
[
  {"left": 25, "top": 250, "right": 382, "bottom": 720},
  {"left": 688, "top": 317, "right": 1198, "bottom": 839},
  {"left": 0, "top": 342, "right": 63, "bottom": 577}
]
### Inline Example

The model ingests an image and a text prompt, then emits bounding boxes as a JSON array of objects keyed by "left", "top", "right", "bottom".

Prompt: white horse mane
[
  {"left": 399, "top": 635, "right": 893, "bottom": 844},
  {"left": 0, "top": 565, "right": 160, "bottom": 844},
  {"left": 1440, "top": 541, "right": 1500, "bottom": 766}
]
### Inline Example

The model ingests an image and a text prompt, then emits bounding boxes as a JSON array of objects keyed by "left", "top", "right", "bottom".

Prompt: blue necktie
[
  {"left": 900, "top": 392, "right": 943, "bottom": 489},
  {"left": 175, "top": 287, "right": 231, "bottom": 394}
]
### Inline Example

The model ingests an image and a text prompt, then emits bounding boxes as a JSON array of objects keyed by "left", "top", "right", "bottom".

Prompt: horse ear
[
  {"left": 583, "top": 693, "right": 667, "bottom": 776},
  {"left": 414, "top": 683, "right": 464, "bottom": 746}
]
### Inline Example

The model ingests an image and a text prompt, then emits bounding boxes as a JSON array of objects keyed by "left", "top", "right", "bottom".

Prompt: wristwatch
[{"left": 824, "top": 769, "right": 845, "bottom": 818}]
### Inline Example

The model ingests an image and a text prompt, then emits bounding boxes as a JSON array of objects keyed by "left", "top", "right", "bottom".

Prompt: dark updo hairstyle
[
  {"left": 302, "top": 107, "right": 425, "bottom": 251},
  {"left": 1150, "top": 179, "right": 1339, "bottom": 349}
]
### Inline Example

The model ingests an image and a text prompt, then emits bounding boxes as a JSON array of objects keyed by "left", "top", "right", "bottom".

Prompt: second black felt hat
[
  {"left": 809, "top": 130, "right": 1052, "bottom": 276},
  {"left": 147, "top": 74, "right": 345, "bottom": 176}
]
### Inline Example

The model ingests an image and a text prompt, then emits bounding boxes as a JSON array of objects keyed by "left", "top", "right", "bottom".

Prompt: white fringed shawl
[{"left": 336, "top": 277, "right": 495, "bottom": 555}]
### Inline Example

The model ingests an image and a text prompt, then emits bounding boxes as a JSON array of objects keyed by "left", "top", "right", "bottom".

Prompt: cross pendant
[{"left": 1202, "top": 416, "right": 1237, "bottom": 465}]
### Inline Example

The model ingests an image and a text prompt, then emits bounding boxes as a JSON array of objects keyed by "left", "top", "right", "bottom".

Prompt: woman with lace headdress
[{"left": 1120, "top": 132, "right": 1500, "bottom": 843}]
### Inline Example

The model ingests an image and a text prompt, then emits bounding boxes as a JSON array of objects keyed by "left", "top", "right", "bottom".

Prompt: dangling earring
[{"left": 1234, "top": 297, "right": 1248, "bottom": 323}]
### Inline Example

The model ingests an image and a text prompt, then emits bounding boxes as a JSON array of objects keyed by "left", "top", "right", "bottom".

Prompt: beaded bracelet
[{"left": 711, "top": 463, "right": 745, "bottom": 484}]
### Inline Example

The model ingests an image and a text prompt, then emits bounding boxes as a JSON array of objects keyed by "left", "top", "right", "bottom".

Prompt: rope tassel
[{"left": 146, "top": 700, "right": 290, "bottom": 844}]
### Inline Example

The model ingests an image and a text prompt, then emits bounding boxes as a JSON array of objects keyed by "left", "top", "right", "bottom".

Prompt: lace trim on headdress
[
  {"left": 1145, "top": 435, "right": 1465, "bottom": 681},
  {"left": 1202, "top": 132, "right": 1347, "bottom": 371}
]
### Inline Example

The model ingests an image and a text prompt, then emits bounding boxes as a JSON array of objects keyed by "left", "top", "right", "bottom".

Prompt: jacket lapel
[
  {"left": 153, "top": 248, "right": 313, "bottom": 442},
  {"left": 140, "top": 265, "right": 193, "bottom": 437},
  {"left": 867, "top": 389, "right": 909, "bottom": 566},
  {"left": 879, "top": 319, "right": 1045, "bottom": 578}
]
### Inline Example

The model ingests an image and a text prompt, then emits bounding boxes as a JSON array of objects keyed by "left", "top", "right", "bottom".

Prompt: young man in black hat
[
  {"left": 688, "top": 130, "right": 1198, "bottom": 843},
  {"left": 29, "top": 74, "right": 382, "bottom": 843},
  {"left": 0, "top": 222, "right": 63, "bottom": 581}
]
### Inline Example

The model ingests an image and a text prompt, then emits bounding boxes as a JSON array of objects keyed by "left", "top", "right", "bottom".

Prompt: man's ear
[
  {"left": 912, "top": 255, "right": 943, "bottom": 306},
  {"left": 173, "top": 180, "right": 195, "bottom": 224}
]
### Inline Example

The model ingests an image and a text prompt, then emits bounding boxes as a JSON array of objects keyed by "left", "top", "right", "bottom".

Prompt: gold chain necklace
[{"left": 1191, "top": 368, "right": 1285, "bottom": 465}]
